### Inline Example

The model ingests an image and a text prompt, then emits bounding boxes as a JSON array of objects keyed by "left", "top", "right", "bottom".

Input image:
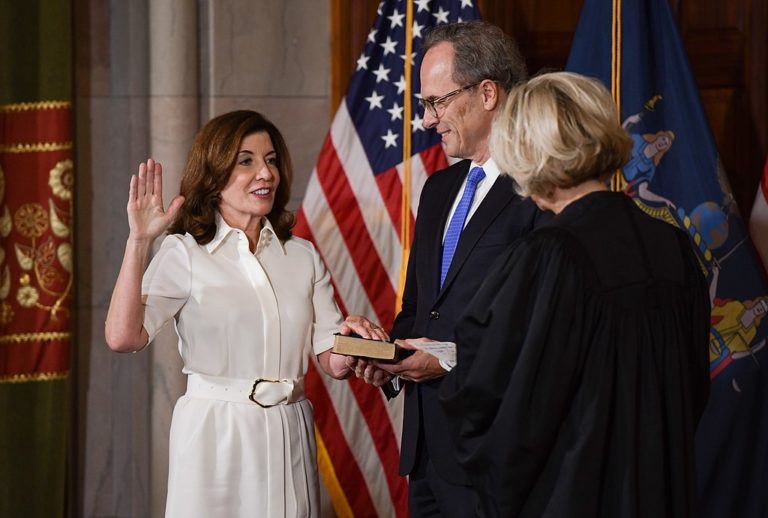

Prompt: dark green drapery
[{"left": 0, "top": 1, "right": 73, "bottom": 517}]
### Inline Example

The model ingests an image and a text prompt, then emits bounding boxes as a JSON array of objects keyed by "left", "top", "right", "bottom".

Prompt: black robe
[{"left": 440, "top": 191, "right": 711, "bottom": 518}]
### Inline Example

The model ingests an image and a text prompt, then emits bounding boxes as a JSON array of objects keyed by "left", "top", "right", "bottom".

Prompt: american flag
[{"left": 293, "top": 1, "right": 481, "bottom": 516}]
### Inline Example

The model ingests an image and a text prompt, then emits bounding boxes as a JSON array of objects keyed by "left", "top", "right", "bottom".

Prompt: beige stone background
[{"left": 73, "top": 0, "right": 335, "bottom": 515}]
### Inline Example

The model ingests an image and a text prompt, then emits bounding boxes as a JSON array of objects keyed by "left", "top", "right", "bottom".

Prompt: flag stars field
[
  {"left": 380, "top": 36, "right": 398, "bottom": 55},
  {"left": 400, "top": 51, "right": 417, "bottom": 64},
  {"left": 411, "top": 113, "right": 425, "bottom": 132},
  {"left": 412, "top": 21, "right": 425, "bottom": 39},
  {"left": 373, "top": 64, "right": 391, "bottom": 83},
  {"left": 365, "top": 91, "right": 385, "bottom": 110},
  {"left": 381, "top": 129, "right": 399, "bottom": 148},
  {"left": 356, "top": 54, "right": 370, "bottom": 71},
  {"left": 394, "top": 75, "right": 407, "bottom": 94},
  {"left": 387, "top": 102, "right": 404, "bottom": 121},
  {"left": 349, "top": 0, "right": 479, "bottom": 161},
  {"left": 388, "top": 9, "right": 405, "bottom": 28},
  {"left": 432, "top": 6, "right": 450, "bottom": 23},
  {"left": 415, "top": 0, "right": 431, "bottom": 13}
]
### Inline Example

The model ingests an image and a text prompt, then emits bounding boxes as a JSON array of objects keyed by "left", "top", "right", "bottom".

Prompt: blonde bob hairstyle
[{"left": 490, "top": 72, "right": 632, "bottom": 198}]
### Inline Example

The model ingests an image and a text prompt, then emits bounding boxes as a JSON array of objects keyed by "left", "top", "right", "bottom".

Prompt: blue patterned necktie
[{"left": 440, "top": 166, "right": 486, "bottom": 287}]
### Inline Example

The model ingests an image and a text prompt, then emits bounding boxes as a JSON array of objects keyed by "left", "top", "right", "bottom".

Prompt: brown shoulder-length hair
[{"left": 167, "top": 110, "right": 295, "bottom": 243}]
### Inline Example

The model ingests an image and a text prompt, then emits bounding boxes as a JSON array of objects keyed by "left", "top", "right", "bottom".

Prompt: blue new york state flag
[{"left": 566, "top": 0, "right": 768, "bottom": 516}]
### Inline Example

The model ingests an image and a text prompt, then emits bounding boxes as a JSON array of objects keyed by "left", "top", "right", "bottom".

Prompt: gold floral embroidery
[
  {"left": 14, "top": 203, "right": 48, "bottom": 239},
  {"left": 1, "top": 156, "right": 74, "bottom": 324},
  {"left": 0, "top": 207, "right": 11, "bottom": 237},
  {"left": 0, "top": 301, "right": 13, "bottom": 324},
  {"left": 16, "top": 286, "right": 39, "bottom": 308},
  {"left": 57, "top": 243, "right": 72, "bottom": 273},
  {"left": 49, "top": 160, "right": 73, "bottom": 201}
]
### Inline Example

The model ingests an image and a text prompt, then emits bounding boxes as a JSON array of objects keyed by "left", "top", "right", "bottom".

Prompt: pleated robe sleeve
[{"left": 439, "top": 229, "right": 597, "bottom": 517}]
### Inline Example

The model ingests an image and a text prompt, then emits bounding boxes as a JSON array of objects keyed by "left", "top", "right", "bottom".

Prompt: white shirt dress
[{"left": 141, "top": 214, "right": 342, "bottom": 517}]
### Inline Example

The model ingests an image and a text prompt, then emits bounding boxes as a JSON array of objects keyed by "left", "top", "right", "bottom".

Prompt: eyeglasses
[{"left": 419, "top": 83, "right": 480, "bottom": 118}]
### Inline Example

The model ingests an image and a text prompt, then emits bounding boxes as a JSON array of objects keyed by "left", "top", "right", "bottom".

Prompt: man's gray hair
[{"left": 422, "top": 21, "right": 528, "bottom": 92}]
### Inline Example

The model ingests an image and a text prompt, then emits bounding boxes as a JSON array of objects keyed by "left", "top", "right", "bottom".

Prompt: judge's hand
[
  {"left": 128, "top": 159, "right": 184, "bottom": 243},
  {"left": 339, "top": 315, "right": 389, "bottom": 341},
  {"left": 347, "top": 356, "right": 393, "bottom": 387},
  {"left": 374, "top": 338, "right": 446, "bottom": 383}
]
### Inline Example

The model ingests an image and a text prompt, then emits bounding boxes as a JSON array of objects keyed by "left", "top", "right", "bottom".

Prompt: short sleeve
[
  {"left": 309, "top": 244, "right": 343, "bottom": 355},
  {"left": 141, "top": 234, "right": 192, "bottom": 343}
]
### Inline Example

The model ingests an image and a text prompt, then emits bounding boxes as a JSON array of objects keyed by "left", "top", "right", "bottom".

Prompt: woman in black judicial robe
[{"left": 439, "top": 72, "right": 711, "bottom": 518}]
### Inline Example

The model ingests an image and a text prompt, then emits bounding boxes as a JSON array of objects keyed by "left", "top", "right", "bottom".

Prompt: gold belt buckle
[{"left": 249, "top": 378, "right": 280, "bottom": 408}]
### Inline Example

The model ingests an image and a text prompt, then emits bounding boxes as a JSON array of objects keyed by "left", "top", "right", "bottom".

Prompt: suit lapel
[{"left": 438, "top": 174, "right": 516, "bottom": 295}]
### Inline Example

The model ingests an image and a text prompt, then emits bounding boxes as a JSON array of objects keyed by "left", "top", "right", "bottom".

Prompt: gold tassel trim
[
  {"left": 0, "top": 371, "right": 69, "bottom": 383},
  {"left": 0, "top": 142, "right": 73, "bottom": 154},
  {"left": 0, "top": 331, "right": 71, "bottom": 345},
  {"left": 0, "top": 100, "right": 71, "bottom": 112}
]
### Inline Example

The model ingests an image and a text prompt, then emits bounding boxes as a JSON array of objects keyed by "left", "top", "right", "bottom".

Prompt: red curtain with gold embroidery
[{"left": 0, "top": 1, "right": 73, "bottom": 516}]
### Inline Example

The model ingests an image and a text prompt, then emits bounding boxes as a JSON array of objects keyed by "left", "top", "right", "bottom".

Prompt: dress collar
[{"left": 205, "top": 212, "right": 285, "bottom": 255}]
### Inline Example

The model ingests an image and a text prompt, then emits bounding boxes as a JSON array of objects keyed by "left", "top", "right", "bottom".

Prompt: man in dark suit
[{"left": 356, "top": 21, "right": 547, "bottom": 517}]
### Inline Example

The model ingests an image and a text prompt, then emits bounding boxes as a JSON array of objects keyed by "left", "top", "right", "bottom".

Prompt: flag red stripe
[
  {"left": 305, "top": 361, "right": 379, "bottom": 516},
  {"left": 375, "top": 167, "right": 405, "bottom": 236},
  {"left": 315, "top": 139, "right": 396, "bottom": 329},
  {"left": 296, "top": 208, "right": 406, "bottom": 513},
  {"left": 298, "top": 209, "right": 396, "bottom": 514},
  {"left": 413, "top": 145, "right": 450, "bottom": 239},
  {"left": 419, "top": 143, "right": 450, "bottom": 178},
  {"left": 347, "top": 378, "right": 410, "bottom": 517},
  {"left": 294, "top": 209, "right": 351, "bottom": 317}
]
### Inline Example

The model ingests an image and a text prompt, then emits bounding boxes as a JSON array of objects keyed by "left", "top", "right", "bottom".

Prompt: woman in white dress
[{"left": 105, "top": 110, "right": 387, "bottom": 517}]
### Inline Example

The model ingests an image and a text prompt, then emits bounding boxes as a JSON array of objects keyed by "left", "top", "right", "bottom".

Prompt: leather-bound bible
[{"left": 331, "top": 333, "right": 397, "bottom": 360}]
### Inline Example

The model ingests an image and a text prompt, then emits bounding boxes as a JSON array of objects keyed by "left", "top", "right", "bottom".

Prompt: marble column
[
  {"left": 75, "top": 0, "right": 153, "bottom": 516},
  {"left": 76, "top": 1, "right": 334, "bottom": 516},
  {"left": 199, "top": 0, "right": 332, "bottom": 210},
  {"left": 147, "top": 1, "right": 200, "bottom": 516}
]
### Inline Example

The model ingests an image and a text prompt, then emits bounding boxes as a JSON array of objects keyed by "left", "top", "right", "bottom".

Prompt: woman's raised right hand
[{"left": 127, "top": 159, "right": 185, "bottom": 242}]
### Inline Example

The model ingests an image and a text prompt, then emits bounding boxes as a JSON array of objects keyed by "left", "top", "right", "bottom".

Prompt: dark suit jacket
[{"left": 388, "top": 159, "right": 544, "bottom": 485}]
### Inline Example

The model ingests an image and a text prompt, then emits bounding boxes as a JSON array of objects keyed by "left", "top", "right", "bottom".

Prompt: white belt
[{"left": 185, "top": 373, "right": 305, "bottom": 407}]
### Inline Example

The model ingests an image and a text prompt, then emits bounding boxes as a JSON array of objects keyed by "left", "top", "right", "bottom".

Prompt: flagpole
[
  {"left": 610, "top": 0, "right": 624, "bottom": 192},
  {"left": 396, "top": 0, "right": 414, "bottom": 313}
]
